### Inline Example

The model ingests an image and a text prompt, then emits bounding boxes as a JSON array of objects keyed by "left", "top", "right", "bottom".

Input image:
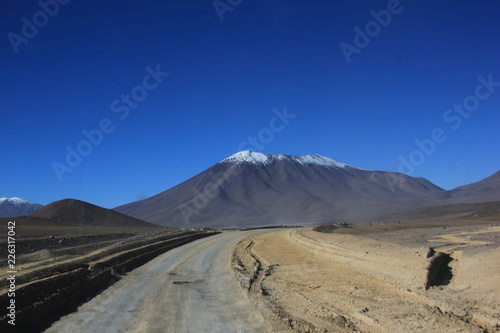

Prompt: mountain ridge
[
  {"left": 221, "top": 150, "right": 355, "bottom": 169},
  {"left": 449, "top": 170, "right": 500, "bottom": 203},
  {"left": 113, "top": 151, "right": 498, "bottom": 228},
  {"left": 0, "top": 197, "right": 43, "bottom": 217}
]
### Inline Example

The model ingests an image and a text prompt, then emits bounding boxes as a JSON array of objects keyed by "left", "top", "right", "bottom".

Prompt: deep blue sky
[{"left": 1, "top": 0, "right": 499, "bottom": 208}]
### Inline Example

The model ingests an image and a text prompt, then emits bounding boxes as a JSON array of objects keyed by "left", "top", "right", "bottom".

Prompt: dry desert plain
[{"left": 233, "top": 217, "right": 500, "bottom": 332}]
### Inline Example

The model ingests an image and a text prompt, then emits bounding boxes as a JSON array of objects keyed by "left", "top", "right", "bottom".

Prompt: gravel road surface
[{"left": 45, "top": 230, "right": 273, "bottom": 333}]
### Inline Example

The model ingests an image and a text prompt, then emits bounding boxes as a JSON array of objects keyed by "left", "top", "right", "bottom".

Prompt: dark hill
[{"left": 28, "top": 199, "right": 160, "bottom": 228}]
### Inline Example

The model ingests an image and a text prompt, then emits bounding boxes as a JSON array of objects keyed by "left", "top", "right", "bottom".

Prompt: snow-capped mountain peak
[
  {"left": 0, "top": 197, "right": 43, "bottom": 217},
  {"left": 220, "top": 151, "right": 355, "bottom": 168},
  {"left": 222, "top": 151, "right": 271, "bottom": 164},
  {"left": 1, "top": 197, "right": 31, "bottom": 205}
]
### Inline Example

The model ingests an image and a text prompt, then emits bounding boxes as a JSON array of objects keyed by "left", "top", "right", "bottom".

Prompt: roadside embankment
[{"left": 0, "top": 229, "right": 216, "bottom": 332}]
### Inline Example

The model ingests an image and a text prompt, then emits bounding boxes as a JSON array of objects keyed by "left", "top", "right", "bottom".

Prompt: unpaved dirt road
[{"left": 44, "top": 230, "right": 275, "bottom": 333}]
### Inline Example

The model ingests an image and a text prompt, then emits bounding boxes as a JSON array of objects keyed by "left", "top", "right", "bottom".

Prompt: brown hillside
[{"left": 28, "top": 199, "right": 161, "bottom": 228}]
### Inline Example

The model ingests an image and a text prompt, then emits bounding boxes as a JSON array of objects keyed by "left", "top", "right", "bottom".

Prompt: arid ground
[
  {"left": 0, "top": 225, "right": 216, "bottom": 332},
  {"left": 232, "top": 218, "right": 500, "bottom": 332},
  {"left": 1, "top": 211, "right": 499, "bottom": 332}
]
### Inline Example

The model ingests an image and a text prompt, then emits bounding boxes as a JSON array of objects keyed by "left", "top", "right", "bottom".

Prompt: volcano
[{"left": 114, "top": 151, "right": 465, "bottom": 228}]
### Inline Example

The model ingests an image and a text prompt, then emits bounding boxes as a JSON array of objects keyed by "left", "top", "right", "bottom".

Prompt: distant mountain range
[
  {"left": 114, "top": 151, "right": 500, "bottom": 228},
  {"left": 0, "top": 197, "right": 43, "bottom": 217},
  {"left": 5, "top": 152, "right": 497, "bottom": 229}
]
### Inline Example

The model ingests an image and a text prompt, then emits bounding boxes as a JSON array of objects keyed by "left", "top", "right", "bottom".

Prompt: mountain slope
[
  {"left": 114, "top": 151, "right": 452, "bottom": 228},
  {"left": 28, "top": 199, "right": 160, "bottom": 228},
  {"left": 449, "top": 170, "right": 500, "bottom": 203},
  {"left": 0, "top": 197, "right": 43, "bottom": 217}
]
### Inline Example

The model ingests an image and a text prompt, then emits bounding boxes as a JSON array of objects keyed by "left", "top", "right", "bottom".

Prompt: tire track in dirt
[
  {"left": 232, "top": 228, "right": 499, "bottom": 332},
  {"left": 428, "top": 225, "right": 500, "bottom": 252}
]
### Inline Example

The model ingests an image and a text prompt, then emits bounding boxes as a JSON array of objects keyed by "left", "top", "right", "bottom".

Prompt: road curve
[{"left": 44, "top": 230, "right": 273, "bottom": 333}]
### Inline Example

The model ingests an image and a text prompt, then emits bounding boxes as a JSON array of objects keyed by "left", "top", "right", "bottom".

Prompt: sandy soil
[{"left": 232, "top": 220, "right": 500, "bottom": 332}]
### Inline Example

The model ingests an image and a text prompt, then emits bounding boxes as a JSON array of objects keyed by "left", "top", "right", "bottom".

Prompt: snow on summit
[
  {"left": 222, "top": 151, "right": 271, "bottom": 164},
  {"left": 0, "top": 197, "right": 33, "bottom": 205},
  {"left": 293, "top": 154, "right": 348, "bottom": 168},
  {"left": 221, "top": 151, "right": 354, "bottom": 168},
  {"left": 0, "top": 197, "right": 43, "bottom": 217}
]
